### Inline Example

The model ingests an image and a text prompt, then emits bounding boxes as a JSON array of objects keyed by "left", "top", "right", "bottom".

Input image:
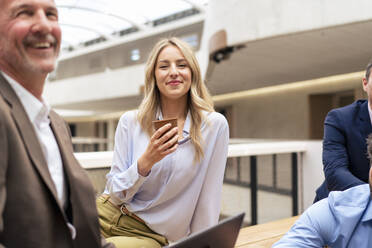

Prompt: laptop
[{"left": 165, "top": 212, "right": 245, "bottom": 248}]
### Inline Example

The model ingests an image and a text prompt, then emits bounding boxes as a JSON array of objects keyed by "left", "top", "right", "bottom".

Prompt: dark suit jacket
[
  {"left": 0, "top": 74, "right": 114, "bottom": 247},
  {"left": 315, "top": 100, "right": 372, "bottom": 201}
]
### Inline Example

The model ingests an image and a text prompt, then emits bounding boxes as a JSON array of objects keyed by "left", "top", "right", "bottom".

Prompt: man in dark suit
[
  {"left": 315, "top": 60, "right": 372, "bottom": 201},
  {"left": 0, "top": 0, "right": 114, "bottom": 247}
]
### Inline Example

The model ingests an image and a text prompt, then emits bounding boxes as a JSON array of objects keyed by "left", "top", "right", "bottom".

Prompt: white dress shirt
[
  {"left": 104, "top": 110, "right": 229, "bottom": 241},
  {"left": 2, "top": 72, "right": 76, "bottom": 239}
]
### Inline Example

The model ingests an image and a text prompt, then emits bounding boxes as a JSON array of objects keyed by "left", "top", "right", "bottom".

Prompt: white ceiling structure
[
  {"left": 55, "top": 0, "right": 208, "bottom": 53},
  {"left": 207, "top": 20, "right": 372, "bottom": 96}
]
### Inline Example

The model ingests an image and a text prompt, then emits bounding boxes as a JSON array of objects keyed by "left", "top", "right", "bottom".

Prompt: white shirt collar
[{"left": 1, "top": 71, "right": 50, "bottom": 125}]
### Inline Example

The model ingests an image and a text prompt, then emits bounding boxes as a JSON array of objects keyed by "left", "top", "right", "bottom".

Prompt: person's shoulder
[
  {"left": 328, "top": 184, "right": 370, "bottom": 208},
  {"left": 116, "top": 110, "right": 139, "bottom": 130},
  {"left": 325, "top": 100, "right": 367, "bottom": 124},
  {"left": 342, "top": 99, "right": 366, "bottom": 112},
  {"left": 308, "top": 184, "right": 370, "bottom": 220},
  {"left": 204, "top": 111, "right": 228, "bottom": 130},
  {"left": 319, "top": 184, "right": 371, "bottom": 243},
  {"left": 329, "top": 99, "right": 366, "bottom": 115},
  {"left": 204, "top": 111, "right": 227, "bottom": 125},
  {"left": 119, "top": 110, "right": 137, "bottom": 123}
]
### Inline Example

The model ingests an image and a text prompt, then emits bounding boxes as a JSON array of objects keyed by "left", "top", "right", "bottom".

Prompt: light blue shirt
[
  {"left": 103, "top": 110, "right": 229, "bottom": 241},
  {"left": 273, "top": 184, "right": 372, "bottom": 247}
]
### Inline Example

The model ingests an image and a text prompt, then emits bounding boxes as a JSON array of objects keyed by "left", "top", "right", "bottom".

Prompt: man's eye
[
  {"left": 17, "top": 10, "right": 33, "bottom": 17},
  {"left": 47, "top": 11, "right": 58, "bottom": 20}
]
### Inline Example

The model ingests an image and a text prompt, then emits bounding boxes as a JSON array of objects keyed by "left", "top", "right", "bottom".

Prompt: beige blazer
[{"left": 0, "top": 74, "right": 113, "bottom": 248}]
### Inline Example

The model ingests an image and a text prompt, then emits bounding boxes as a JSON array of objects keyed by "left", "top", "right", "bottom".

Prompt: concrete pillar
[{"left": 107, "top": 119, "right": 115, "bottom": 151}]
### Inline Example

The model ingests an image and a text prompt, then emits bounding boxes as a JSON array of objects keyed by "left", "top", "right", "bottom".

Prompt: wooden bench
[{"left": 235, "top": 216, "right": 299, "bottom": 247}]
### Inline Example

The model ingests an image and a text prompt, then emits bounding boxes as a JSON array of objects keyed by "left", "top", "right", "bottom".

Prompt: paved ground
[{"left": 221, "top": 184, "right": 292, "bottom": 225}]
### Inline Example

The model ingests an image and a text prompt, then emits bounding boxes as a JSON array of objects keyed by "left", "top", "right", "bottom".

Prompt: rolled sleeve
[
  {"left": 104, "top": 113, "right": 148, "bottom": 204},
  {"left": 106, "top": 160, "right": 147, "bottom": 204}
]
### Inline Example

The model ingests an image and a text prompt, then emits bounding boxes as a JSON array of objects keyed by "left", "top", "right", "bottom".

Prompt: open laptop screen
[{"left": 165, "top": 212, "right": 245, "bottom": 248}]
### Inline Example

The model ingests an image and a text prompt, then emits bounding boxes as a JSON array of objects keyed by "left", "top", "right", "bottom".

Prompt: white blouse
[{"left": 104, "top": 110, "right": 229, "bottom": 241}]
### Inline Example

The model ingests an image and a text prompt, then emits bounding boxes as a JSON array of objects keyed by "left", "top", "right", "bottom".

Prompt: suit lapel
[
  {"left": 49, "top": 111, "right": 102, "bottom": 244},
  {"left": 0, "top": 74, "right": 61, "bottom": 204},
  {"left": 49, "top": 110, "right": 77, "bottom": 221},
  {"left": 359, "top": 100, "right": 372, "bottom": 138},
  {"left": 49, "top": 110, "right": 73, "bottom": 164},
  {"left": 49, "top": 111, "right": 77, "bottom": 208}
]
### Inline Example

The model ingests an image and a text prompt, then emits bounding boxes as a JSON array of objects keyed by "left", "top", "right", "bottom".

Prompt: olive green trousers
[{"left": 96, "top": 195, "right": 168, "bottom": 248}]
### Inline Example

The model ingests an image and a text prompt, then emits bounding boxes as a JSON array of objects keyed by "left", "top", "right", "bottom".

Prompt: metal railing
[{"left": 224, "top": 141, "right": 307, "bottom": 225}]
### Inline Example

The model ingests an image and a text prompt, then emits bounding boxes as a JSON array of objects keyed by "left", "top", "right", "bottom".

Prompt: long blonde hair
[{"left": 137, "top": 37, "right": 214, "bottom": 163}]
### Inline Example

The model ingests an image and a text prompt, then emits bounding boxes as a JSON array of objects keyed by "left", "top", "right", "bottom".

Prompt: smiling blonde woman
[{"left": 96, "top": 37, "right": 229, "bottom": 248}]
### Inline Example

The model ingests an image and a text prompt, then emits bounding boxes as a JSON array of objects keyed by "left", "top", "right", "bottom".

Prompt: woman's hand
[{"left": 137, "top": 124, "right": 178, "bottom": 176}]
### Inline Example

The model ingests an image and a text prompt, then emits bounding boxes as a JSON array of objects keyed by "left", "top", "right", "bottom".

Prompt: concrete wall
[
  {"left": 225, "top": 75, "right": 363, "bottom": 139},
  {"left": 45, "top": 64, "right": 145, "bottom": 107},
  {"left": 204, "top": 0, "right": 372, "bottom": 47},
  {"left": 235, "top": 92, "right": 308, "bottom": 139}
]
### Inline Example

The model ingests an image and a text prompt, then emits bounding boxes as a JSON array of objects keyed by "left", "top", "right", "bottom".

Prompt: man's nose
[{"left": 31, "top": 11, "right": 53, "bottom": 35}]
